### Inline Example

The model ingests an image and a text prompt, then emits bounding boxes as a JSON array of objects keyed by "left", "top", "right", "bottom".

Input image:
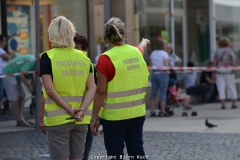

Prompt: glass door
[
  {"left": 171, "top": 0, "right": 187, "bottom": 66},
  {"left": 137, "top": 0, "right": 171, "bottom": 63}
]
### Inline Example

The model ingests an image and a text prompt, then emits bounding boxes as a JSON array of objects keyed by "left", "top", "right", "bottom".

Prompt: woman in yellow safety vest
[
  {"left": 40, "top": 16, "right": 96, "bottom": 160},
  {"left": 90, "top": 17, "right": 150, "bottom": 160}
]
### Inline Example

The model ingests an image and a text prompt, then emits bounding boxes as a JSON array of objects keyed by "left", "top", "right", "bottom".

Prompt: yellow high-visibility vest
[
  {"left": 99, "top": 44, "right": 149, "bottom": 120},
  {"left": 41, "top": 48, "right": 92, "bottom": 126}
]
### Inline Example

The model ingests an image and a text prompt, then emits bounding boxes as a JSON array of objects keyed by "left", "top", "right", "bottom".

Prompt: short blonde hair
[
  {"left": 104, "top": 17, "right": 125, "bottom": 44},
  {"left": 218, "top": 37, "right": 230, "bottom": 48},
  {"left": 48, "top": 16, "right": 76, "bottom": 48}
]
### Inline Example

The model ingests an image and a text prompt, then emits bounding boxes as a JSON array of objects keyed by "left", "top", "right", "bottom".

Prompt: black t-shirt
[
  {"left": 200, "top": 71, "right": 212, "bottom": 85},
  {"left": 40, "top": 52, "right": 92, "bottom": 80}
]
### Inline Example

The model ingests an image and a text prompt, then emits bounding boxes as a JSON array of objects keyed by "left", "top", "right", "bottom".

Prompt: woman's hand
[
  {"left": 90, "top": 118, "right": 100, "bottom": 136},
  {"left": 74, "top": 110, "right": 84, "bottom": 121},
  {"left": 39, "top": 120, "right": 46, "bottom": 135}
]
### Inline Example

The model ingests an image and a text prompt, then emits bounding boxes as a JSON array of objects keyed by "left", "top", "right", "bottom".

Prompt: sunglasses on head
[{"left": 52, "top": 16, "right": 70, "bottom": 20}]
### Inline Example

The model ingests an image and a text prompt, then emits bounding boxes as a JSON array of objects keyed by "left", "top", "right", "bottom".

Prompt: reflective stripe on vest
[
  {"left": 106, "top": 87, "right": 146, "bottom": 98},
  {"left": 103, "top": 98, "right": 145, "bottom": 109},
  {"left": 44, "top": 109, "right": 92, "bottom": 117},
  {"left": 44, "top": 96, "right": 83, "bottom": 104}
]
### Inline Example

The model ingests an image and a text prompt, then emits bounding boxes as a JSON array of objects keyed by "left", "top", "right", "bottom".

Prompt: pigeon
[{"left": 205, "top": 119, "right": 217, "bottom": 131}]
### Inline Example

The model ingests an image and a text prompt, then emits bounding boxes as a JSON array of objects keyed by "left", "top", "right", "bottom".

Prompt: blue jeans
[
  {"left": 150, "top": 73, "right": 169, "bottom": 100},
  {"left": 83, "top": 125, "right": 93, "bottom": 160},
  {"left": 102, "top": 116, "right": 145, "bottom": 160}
]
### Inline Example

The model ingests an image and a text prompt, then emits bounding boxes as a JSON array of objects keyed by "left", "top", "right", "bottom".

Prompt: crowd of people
[
  {"left": 149, "top": 37, "right": 238, "bottom": 117},
  {"left": 0, "top": 15, "right": 239, "bottom": 160}
]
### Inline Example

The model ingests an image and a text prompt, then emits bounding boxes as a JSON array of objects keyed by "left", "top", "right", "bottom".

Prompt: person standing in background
[
  {"left": 95, "top": 41, "right": 110, "bottom": 64},
  {"left": 0, "top": 35, "right": 10, "bottom": 116},
  {"left": 73, "top": 33, "right": 94, "bottom": 160},
  {"left": 166, "top": 43, "right": 182, "bottom": 82},
  {"left": 149, "top": 39, "right": 169, "bottom": 117},
  {"left": 213, "top": 37, "right": 238, "bottom": 109}
]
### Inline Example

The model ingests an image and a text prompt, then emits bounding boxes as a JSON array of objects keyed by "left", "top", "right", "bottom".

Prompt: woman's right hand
[
  {"left": 39, "top": 120, "right": 46, "bottom": 135},
  {"left": 90, "top": 118, "right": 100, "bottom": 136}
]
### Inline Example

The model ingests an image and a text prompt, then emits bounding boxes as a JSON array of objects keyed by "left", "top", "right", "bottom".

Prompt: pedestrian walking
[
  {"left": 213, "top": 37, "right": 238, "bottom": 109},
  {"left": 90, "top": 17, "right": 150, "bottom": 160},
  {"left": 40, "top": 16, "right": 96, "bottom": 160}
]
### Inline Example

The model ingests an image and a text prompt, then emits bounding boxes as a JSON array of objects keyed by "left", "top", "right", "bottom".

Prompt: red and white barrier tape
[
  {"left": 0, "top": 71, "right": 36, "bottom": 79},
  {"left": 149, "top": 66, "right": 240, "bottom": 71}
]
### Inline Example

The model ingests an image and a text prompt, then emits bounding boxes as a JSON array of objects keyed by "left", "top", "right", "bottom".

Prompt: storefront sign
[{"left": 7, "top": 5, "right": 31, "bottom": 55}]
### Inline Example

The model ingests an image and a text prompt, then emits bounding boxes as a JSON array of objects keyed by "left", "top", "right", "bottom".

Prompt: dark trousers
[
  {"left": 186, "top": 83, "right": 213, "bottom": 101},
  {"left": 83, "top": 125, "right": 93, "bottom": 160},
  {"left": 102, "top": 116, "right": 145, "bottom": 160}
]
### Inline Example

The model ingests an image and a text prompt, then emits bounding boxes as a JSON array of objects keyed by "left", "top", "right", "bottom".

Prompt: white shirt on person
[
  {"left": 0, "top": 48, "right": 7, "bottom": 74},
  {"left": 178, "top": 71, "right": 198, "bottom": 89},
  {"left": 169, "top": 53, "right": 181, "bottom": 66},
  {"left": 150, "top": 50, "right": 169, "bottom": 67}
]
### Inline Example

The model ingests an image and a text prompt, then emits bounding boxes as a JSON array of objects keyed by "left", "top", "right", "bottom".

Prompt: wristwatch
[{"left": 90, "top": 117, "right": 99, "bottom": 122}]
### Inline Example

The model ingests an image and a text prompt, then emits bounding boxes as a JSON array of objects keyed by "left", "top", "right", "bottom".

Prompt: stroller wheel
[
  {"left": 182, "top": 112, "right": 187, "bottom": 117},
  {"left": 168, "top": 110, "right": 174, "bottom": 116},
  {"left": 191, "top": 111, "right": 197, "bottom": 116}
]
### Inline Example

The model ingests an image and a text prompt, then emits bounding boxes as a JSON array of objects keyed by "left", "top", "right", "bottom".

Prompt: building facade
[{"left": 0, "top": 0, "right": 240, "bottom": 68}]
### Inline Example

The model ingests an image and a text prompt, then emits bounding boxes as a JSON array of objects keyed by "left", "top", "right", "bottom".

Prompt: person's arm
[
  {"left": 1, "top": 53, "right": 9, "bottom": 62},
  {"left": 19, "top": 72, "right": 33, "bottom": 92},
  {"left": 138, "top": 38, "right": 150, "bottom": 53},
  {"left": 90, "top": 70, "right": 108, "bottom": 136},
  {"left": 42, "top": 74, "right": 80, "bottom": 116},
  {"left": 39, "top": 95, "right": 46, "bottom": 134},
  {"left": 175, "top": 55, "right": 182, "bottom": 66},
  {"left": 75, "top": 72, "right": 96, "bottom": 121},
  {"left": 164, "top": 59, "right": 169, "bottom": 67},
  {"left": 230, "top": 51, "right": 237, "bottom": 76},
  {"left": 164, "top": 52, "right": 169, "bottom": 67}
]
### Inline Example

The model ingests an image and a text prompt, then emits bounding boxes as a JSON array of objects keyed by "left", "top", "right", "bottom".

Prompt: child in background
[{"left": 168, "top": 79, "right": 192, "bottom": 110}]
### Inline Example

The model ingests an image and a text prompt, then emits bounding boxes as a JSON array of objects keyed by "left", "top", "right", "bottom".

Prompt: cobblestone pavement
[{"left": 1, "top": 131, "right": 240, "bottom": 160}]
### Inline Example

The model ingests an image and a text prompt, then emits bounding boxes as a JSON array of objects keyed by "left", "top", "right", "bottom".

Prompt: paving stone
[{"left": 1, "top": 131, "right": 240, "bottom": 159}]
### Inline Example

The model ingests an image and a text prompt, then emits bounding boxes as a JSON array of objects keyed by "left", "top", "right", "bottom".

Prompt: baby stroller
[{"left": 166, "top": 79, "right": 198, "bottom": 117}]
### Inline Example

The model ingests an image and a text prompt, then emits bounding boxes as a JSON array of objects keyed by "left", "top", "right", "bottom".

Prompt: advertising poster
[{"left": 7, "top": 5, "right": 31, "bottom": 55}]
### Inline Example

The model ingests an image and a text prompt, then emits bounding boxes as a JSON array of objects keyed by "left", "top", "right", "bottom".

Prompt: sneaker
[
  {"left": 16, "top": 120, "right": 28, "bottom": 127},
  {"left": 221, "top": 106, "right": 226, "bottom": 110},
  {"left": 150, "top": 112, "right": 158, "bottom": 117},
  {"left": 232, "top": 105, "right": 238, "bottom": 109}
]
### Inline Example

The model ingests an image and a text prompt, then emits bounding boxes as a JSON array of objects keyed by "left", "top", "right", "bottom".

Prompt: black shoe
[
  {"left": 221, "top": 106, "right": 226, "bottom": 110},
  {"left": 232, "top": 105, "right": 238, "bottom": 109},
  {"left": 150, "top": 112, "right": 158, "bottom": 117}
]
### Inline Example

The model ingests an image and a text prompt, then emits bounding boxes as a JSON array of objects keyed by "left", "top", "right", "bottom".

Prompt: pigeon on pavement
[{"left": 205, "top": 119, "right": 217, "bottom": 131}]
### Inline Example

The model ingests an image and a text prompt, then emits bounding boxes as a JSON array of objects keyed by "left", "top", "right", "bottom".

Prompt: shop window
[{"left": 5, "top": 0, "right": 87, "bottom": 55}]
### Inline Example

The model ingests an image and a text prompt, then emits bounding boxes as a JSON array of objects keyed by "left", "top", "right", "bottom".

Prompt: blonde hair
[
  {"left": 218, "top": 37, "right": 230, "bottom": 48},
  {"left": 48, "top": 16, "right": 76, "bottom": 48},
  {"left": 104, "top": 17, "right": 125, "bottom": 44}
]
